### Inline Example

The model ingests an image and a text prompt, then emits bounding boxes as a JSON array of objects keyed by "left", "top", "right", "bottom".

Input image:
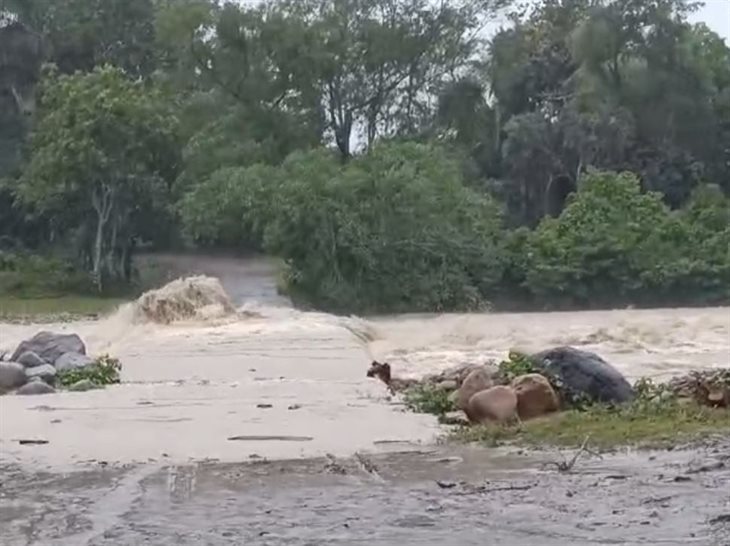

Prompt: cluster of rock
[
  {"left": 0, "top": 331, "right": 96, "bottom": 395},
  {"left": 418, "top": 346, "right": 636, "bottom": 425},
  {"left": 413, "top": 346, "right": 729, "bottom": 426},
  {"left": 668, "top": 369, "right": 730, "bottom": 408}
]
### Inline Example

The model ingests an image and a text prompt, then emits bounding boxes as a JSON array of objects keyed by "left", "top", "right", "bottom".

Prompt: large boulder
[
  {"left": 529, "top": 347, "right": 634, "bottom": 405},
  {"left": 0, "top": 362, "right": 27, "bottom": 391},
  {"left": 512, "top": 373, "right": 559, "bottom": 420},
  {"left": 467, "top": 386, "right": 519, "bottom": 425},
  {"left": 16, "top": 351, "right": 47, "bottom": 369},
  {"left": 10, "top": 331, "right": 86, "bottom": 365},
  {"left": 17, "top": 380, "right": 56, "bottom": 395},
  {"left": 55, "top": 352, "right": 94, "bottom": 373},
  {"left": 25, "top": 364, "right": 57, "bottom": 385},
  {"left": 456, "top": 368, "right": 493, "bottom": 412}
]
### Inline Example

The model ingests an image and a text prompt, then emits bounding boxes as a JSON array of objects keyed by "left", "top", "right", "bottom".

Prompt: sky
[{"left": 690, "top": 0, "right": 730, "bottom": 43}]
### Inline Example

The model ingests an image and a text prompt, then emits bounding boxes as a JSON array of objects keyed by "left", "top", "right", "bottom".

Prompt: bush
[
  {"left": 182, "top": 143, "right": 507, "bottom": 313},
  {"left": 57, "top": 354, "right": 122, "bottom": 388},
  {"left": 524, "top": 171, "right": 730, "bottom": 307},
  {"left": 403, "top": 384, "right": 456, "bottom": 416}
]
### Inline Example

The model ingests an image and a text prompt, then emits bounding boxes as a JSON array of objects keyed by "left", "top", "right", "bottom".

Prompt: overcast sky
[{"left": 690, "top": 0, "right": 730, "bottom": 43}]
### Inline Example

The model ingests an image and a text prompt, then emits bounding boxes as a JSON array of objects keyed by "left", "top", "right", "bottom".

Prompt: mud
[{"left": 2, "top": 442, "right": 730, "bottom": 546}]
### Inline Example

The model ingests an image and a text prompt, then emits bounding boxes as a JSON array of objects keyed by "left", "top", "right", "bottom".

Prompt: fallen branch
[{"left": 542, "top": 435, "right": 601, "bottom": 472}]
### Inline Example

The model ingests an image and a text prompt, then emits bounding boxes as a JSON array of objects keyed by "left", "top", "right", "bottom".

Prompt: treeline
[{"left": 0, "top": 0, "right": 728, "bottom": 310}]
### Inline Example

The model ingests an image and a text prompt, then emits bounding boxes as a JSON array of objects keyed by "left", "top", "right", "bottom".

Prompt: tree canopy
[{"left": 1, "top": 0, "right": 729, "bottom": 310}]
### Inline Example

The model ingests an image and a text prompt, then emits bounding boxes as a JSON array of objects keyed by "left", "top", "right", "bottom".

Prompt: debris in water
[
  {"left": 18, "top": 439, "right": 48, "bottom": 445},
  {"left": 436, "top": 480, "right": 457, "bottom": 489},
  {"left": 287, "top": 404, "right": 302, "bottom": 410},
  {"left": 256, "top": 403, "right": 273, "bottom": 409},
  {"left": 227, "top": 435, "right": 313, "bottom": 442}
]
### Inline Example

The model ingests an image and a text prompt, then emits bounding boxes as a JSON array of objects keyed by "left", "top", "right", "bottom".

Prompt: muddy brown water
[{"left": 1, "top": 254, "right": 729, "bottom": 545}]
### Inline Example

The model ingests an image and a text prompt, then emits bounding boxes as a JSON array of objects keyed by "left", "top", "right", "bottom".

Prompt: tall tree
[{"left": 16, "top": 66, "right": 179, "bottom": 290}]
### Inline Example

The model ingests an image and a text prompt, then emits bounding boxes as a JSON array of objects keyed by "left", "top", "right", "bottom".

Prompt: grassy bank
[
  {"left": 450, "top": 403, "right": 730, "bottom": 450},
  {"left": 0, "top": 296, "right": 126, "bottom": 323}
]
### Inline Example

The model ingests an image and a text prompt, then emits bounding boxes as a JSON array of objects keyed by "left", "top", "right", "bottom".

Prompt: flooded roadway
[
  {"left": 2, "top": 443, "right": 730, "bottom": 545},
  {"left": 1, "top": 254, "right": 729, "bottom": 545}
]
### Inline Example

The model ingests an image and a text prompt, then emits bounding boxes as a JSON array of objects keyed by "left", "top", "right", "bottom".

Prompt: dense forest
[{"left": 0, "top": 0, "right": 728, "bottom": 312}]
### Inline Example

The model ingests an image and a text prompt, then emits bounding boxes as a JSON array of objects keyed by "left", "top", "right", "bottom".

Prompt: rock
[
  {"left": 467, "top": 386, "right": 519, "bottom": 425},
  {"left": 10, "top": 331, "right": 86, "bottom": 365},
  {"left": 67, "top": 379, "right": 99, "bottom": 392},
  {"left": 17, "top": 380, "right": 56, "bottom": 395},
  {"left": 55, "top": 352, "right": 95, "bottom": 372},
  {"left": 436, "top": 380, "right": 458, "bottom": 391},
  {"left": 25, "top": 364, "right": 57, "bottom": 384},
  {"left": 0, "top": 362, "right": 27, "bottom": 391},
  {"left": 16, "top": 351, "right": 47, "bottom": 368},
  {"left": 529, "top": 346, "right": 634, "bottom": 405},
  {"left": 511, "top": 373, "right": 559, "bottom": 420},
  {"left": 456, "top": 368, "right": 493, "bottom": 411}
]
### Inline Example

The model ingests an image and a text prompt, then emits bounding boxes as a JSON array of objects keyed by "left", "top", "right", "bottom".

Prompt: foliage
[
  {"left": 183, "top": 142, "right": 507, "bottom": 312},
  {"left": 524, "top": 170, "right": 730, "bottom": 307},
  {"left": 403, "top": 384, "right": 455, "bottom": 416},
  {"left": 57, "top": 354, "right": 122, "bottom": 388},
  {"left": 16, "top": 66, "right": 179, "bottom": 291},
  {"left": 495, "top": 350, "right": 536, "bottom": 383}
]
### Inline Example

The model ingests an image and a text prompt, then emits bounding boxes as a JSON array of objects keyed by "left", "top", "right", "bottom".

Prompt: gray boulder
[
  {"left": 16, "top": 351, "right": 48, "bottom": 369},
  {"left": 10, "top": 331, "right": 86, "bottom": 365},
  {"left": 17, "top": 380, "right": 56, "bottom": 395},
  {"left": 25, "top": 364, "right": 57, "bottom": 384},
  {"left": 55, "top": 352, "right": 95, "bottom": 372},
  {"left": 529, "top": 346, "right": 634, "bottom": 405},
  {"left": 0, "top": 362, "right": 27, "bottom": 391}
]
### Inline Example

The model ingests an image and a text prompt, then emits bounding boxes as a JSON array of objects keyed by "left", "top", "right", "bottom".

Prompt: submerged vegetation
[
  {"left": 1, "top": 0, "right": 729, "bottom": 313},
  {"left": 57, "top": 354, "right": 123, "bottom": 388}
]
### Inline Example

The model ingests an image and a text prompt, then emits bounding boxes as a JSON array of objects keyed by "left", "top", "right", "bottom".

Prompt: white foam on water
[{"left": 1, "top": 258, "right": 728, "bottom": 469}]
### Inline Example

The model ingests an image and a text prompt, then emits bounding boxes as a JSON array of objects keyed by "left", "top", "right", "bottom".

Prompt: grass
[
  {"left": 449, "top": 401, "right": 730, "bottom": 450},
  {"left": 0, "top": 295, "right": 126, "bottom": 322}
]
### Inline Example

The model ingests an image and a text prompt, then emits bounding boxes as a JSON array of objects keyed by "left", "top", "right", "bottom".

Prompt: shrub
[
  {"left": 182, "top": 143, "right": 507, "bottom": 313},
  {"left": 403, "top": 384, "right": 455, "bottom": 416},
  {"left": 57, "top": 354, "right": 122, "bottom": 387},
  {"left": 524, "top": 171, "right": 730, "bottom": 307}
]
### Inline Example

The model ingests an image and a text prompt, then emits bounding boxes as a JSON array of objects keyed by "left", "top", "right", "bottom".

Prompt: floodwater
[{"left": 1, "top": 254, "right": 729, "bottom": 545}]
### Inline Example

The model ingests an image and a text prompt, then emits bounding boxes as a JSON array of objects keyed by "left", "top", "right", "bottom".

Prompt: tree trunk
[{"left": 90, "top": 184, "right": 114, "bottom": 293}]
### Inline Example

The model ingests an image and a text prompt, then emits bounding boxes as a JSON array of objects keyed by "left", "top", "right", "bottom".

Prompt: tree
[{"left": 16, "top": 66, "right": 179, "bottom": 290}]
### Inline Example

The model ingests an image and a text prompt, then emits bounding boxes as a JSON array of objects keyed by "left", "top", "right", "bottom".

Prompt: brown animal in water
[{"left": 366, "top": 361, "right": 418, "bottom": 395}]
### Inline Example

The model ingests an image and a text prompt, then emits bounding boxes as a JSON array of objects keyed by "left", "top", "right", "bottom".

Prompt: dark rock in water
[
  {"left": 0, "top": 362, "right": 27, "bottom": 391},
  {"left": 529, "top": 346, "right": 634, "bottom": 405},
  {"left": 16, "top": 351, "right": 48, "bottom": 368},
  {"left": 17, "top": 380, "right": 56, "bottom": 395},
  {"left": 10, "top": 331, "right": 86, "bottom": 365},
  {"left": 25, "top": 364, "right": 57, "bottom": 384},
  {"left": 55, "top": 352, "right": 94, "bottom": 372}
]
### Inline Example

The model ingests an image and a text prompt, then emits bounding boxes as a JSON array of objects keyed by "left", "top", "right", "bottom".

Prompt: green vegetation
[
  {"left": 1, "top": 0, "right": 730, "bottom": 313},
  {"left": 57, "top": 354, "right": 123, "bottom": 388},
  {"left": 452, "top": 402, "right": 730, "bottom": 450},
  {"left": 403, "top": 384, "right": 456, "bottom": 416},
  {"left": 448, "top": 376, "right": 730, "bottom": 449}
]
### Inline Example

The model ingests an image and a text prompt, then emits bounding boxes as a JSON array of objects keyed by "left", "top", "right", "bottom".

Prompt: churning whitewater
[{"left": 0, "top": 256, "right": 728, "bottom": 469}]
